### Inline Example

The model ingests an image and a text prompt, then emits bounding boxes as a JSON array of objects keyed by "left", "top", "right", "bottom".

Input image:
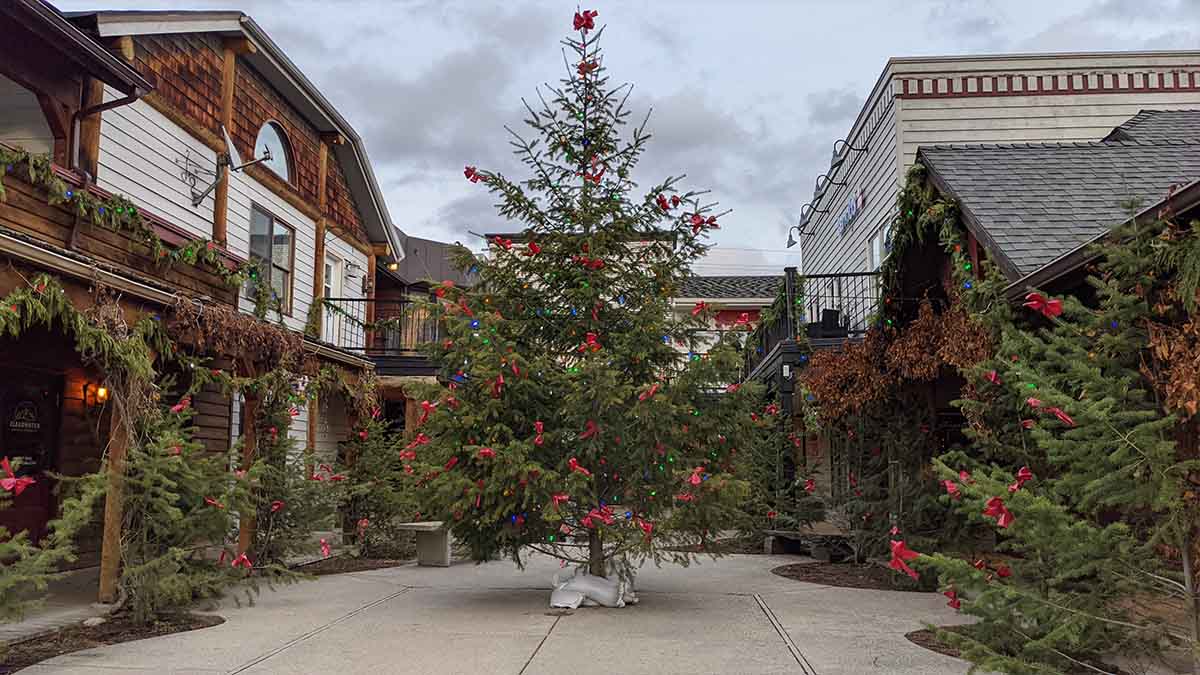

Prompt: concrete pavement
[{"left": 24, "top": 553, "right": 969, "bottom": 674}]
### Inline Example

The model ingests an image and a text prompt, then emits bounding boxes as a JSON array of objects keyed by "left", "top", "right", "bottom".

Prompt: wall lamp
[{"left": 83, "top": 382, "right": 109, "bottom": 407}]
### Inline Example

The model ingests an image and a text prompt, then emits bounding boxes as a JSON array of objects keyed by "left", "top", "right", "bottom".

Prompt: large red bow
[
  {"left": 1046, "top": 406, "right": 1076, "bottom": 427},
  {"left": 691, "top": 301, "right": 707, "bottom": 316},
  {"left": 525, "top": 242, "right": 541, "bottom": 256},
  {"left": 534, "top": 420, "right": 545, "bottom": 446},
  {"left": 579, "top": 332, "right": 602, "bottom": 353},
  {"left": 804, "top": 478, "right": 816, "bottom": 493},
  {"left": 493, "top": 236, "right": 513, "bottom": 251},
  {"left": 0, "top": 458, "right": 35, "bottom": 496},
  {"left": 418, "top": 400, "right": 437, "bottom": 426},
  {"left": 231, "top": 553, "right": 252, "bottom": 569},
  {"left": 579, "top": 420, "right": 599, "bottom": 440},
  {"left": 944, "top": 588, "right": 961, "bottom": 610},
  {"left": 1023, "top": 292, "right": 1063, "bottom": 318},
  {"left": 567, "top": 457, "right": 592, "bottom": 477},
  {"left": 941, "top": 479, "right": 961, "bottom": 500},
  {"left": 464, "top": 165, "right": 481, "bottom": 183},
  {"left": 1008, "top": 466, "right": 1034, "bottom": 493},
  {"left": 551, "top": 493, "right": 570, "bottom": 510},
  {"left": 477, "top": 447, "right": 496, "bottom": 459},
  {"left": 639, "top": 383, "right": 660, "bottom": 401},
  {"left": 572, "top": 9, "right": 598, "bottom": 31},
  {"left": 985, "top": 370, "right": 1002, "bottom": 385},
  {"left": 170, "top": 396, "right": 191, "bottom": 414},
  {"left": 270, "top": 500, "right": 286, "bottom": 513},
  {"left": 888, "top": 540, "right": 921, "bottom": 580},
  {"left": 406, "top": 433, "right": 430, "bottom": 450},
  {"left": 320, "top": 538, "right": 331, "bottom": 558},
  {"left": 204, "top": 496, "right": 224, "bottom": 509},
  {"left": 435, "top": 280, "right": 454, "bottom": 298},
  {"left": 656, "top": 194, "right": 670, "bottom": 211},
  {"left": 492, "top": 373, "right": 505, "bottom": 398},
  {"left": 983, "top": 496, "right": 1014, "bottom": 528}
]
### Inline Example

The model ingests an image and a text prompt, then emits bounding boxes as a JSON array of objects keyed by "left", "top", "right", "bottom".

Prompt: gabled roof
[
  {"left": 391, "top": 234, "right": 476, "bottom": 287},
  {"left": 6, "top": 0, "right": 152, "bottom": 96},
  {"left": 64, "top": 9, "right": 402, "bottom": 262},
  {"left": 1104, "top": 110, "right": 1200, "bottom": 143},
  {"left": 678, "top": 275, "right": 782, "bottom": 299},
  {"left": 918, "top": 139, "right": 1200, "bottom": 279}
]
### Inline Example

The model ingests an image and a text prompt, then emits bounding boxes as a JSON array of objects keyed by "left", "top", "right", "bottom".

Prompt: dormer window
[{"left": 255, "top": 121, "right": 292, "bottom": 183}]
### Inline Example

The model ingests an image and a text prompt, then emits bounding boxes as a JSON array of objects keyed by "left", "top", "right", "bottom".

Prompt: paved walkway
[
  {"left": 24, "top": 554, "right": 969, "bottom": 674},
  {"left": 0, "top": 568, "right": 109, "bottom": 645}
]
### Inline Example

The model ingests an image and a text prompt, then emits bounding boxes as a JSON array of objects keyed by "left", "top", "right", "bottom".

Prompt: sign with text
[{"left": 835, "top": 188, "right": 866, "bottom": 236}]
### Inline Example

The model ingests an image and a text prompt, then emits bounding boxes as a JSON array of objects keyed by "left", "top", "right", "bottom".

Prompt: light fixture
[
  {"left": 96, "top": 386, "right": 109, "bottom": 403},
  {"left": 386, "top": 261, "right": 399, "bottom": 272},
  {"left": 83, "top": 382, "right": 109, "bottom": 407}
]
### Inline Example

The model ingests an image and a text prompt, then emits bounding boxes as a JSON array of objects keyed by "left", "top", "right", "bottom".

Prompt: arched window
[{"left": 254, "top": 121, "right": 292, "bottom": 182}]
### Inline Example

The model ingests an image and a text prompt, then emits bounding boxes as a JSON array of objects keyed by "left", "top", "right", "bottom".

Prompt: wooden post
[
  {"left": 97, "top": 403, "right": 130, "bottom": 603},
  {"left": 365, "top": 253, "right": 377, "bottom": 348},
  {"left": 236, "top": 394, "right": 259, "bottom": 555},
  {"left": 305, "top": 393, "right": 319, "bottom": 477},
  {"left": 77, "top": 78, "right": 105, "bottom": 177},
  {"left": 212, "top": 43, "right": 236, "bottom": 247}
]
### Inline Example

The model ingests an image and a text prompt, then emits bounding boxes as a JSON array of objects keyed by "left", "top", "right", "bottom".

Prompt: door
[
  {"left": 0, "top": 370, "right": 62, "bottom": 543},
  {"left": 322, "top": 254, "right": 343, "bottom": 345}
]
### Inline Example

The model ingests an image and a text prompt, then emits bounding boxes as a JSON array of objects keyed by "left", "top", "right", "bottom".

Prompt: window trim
[
  {"left": 248, "top": 203, "right": 296, "bottom": 316},
  {"left": 254, "top": 120, "right": 295, "bottom": 185}
]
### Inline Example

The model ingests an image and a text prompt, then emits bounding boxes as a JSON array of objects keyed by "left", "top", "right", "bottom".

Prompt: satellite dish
[{"left": 222, "top": 125, "right": 243, "bottom": 170}]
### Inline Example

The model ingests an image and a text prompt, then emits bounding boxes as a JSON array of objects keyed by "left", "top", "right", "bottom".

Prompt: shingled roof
[
  {"left": 678, "top": 275, "right": 783, "bottom": 299},
  {"left": 918, "top": 139, "right": 1200, "bottom": 279},
  {"left": 1104, "top": 110, "right": 1200, "bottom": 143}
]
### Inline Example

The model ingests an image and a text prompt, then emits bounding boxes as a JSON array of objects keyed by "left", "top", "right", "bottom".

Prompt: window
[
  {"left": 254, "top": 122, "right": 292, "bottom": 183},
  {"left": 868, "top": 223, "right": 891, "bottom": 271},
  {"left": 249, "top": 206, "right": 294, "bottom": 313},
  {"left": 322, "top": 254, "right": 342, "bottom": 344}
]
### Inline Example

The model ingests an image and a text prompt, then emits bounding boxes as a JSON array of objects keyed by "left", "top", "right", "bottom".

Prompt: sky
[{"left": 54, "top": 0, "right": 1200, "bottom": 274}]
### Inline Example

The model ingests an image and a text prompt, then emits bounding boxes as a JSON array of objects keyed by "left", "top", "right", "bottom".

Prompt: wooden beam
[
  {"left": 35, "top": 93, "right": 70, "bottom": 166},
  {"left": 305, "top": 393, "right": 319, "bottom": 477},
  {"left": 97, "top": 403, "right": 129, "bottom": 603},
  {"left": 213, "top": 42, "right": 237, "bottom": 247},
  {"left": 114, "top": 36, "right": 134, "bottom": 62},
  {"left": 311, "top": 138, "right": 330, "bottom": 335},
  {"left": 365, "top": 252, "right": 377, "bottom": 348},
  {"left": 222, "top": 36, "right": 257, "bottom": 55},
  {"left": 236, "top": 394, "right": 259, "bottom": 555},
  {"left": 77, "top": 78, "right": 105, "bottom": 178},
  {"left": 320, "top": 132, "right": 346, "bottom": 146},
  {"left": 370, "top": 243, "right": 390, "bottom": 257}
]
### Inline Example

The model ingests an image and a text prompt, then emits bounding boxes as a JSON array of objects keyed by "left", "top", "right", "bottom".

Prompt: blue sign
[{"left": 835, "top": 189, "right": 866, "bottom": 235}]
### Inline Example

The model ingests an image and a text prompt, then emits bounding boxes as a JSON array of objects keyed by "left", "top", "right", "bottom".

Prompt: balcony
[
  {"left": 743, "top": 268, "right": 880, "bottom": 384},
  {"left": 322, "top": 297, "right": 442, "bottom": 376}
]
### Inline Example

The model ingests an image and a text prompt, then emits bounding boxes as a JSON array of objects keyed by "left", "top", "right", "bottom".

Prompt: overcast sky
[{"left": 55, "top": 0, "right": 1200, "bottom": 274}]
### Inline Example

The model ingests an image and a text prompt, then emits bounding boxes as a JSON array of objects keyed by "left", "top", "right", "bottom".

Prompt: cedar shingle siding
[{"left": 134, "top": 34, "right": 223, "bottom": 137}]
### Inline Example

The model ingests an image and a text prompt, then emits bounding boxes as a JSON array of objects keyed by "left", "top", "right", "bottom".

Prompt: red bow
[
  {"left": 357, "top": 518, "right": 369, "bottom": 533},
  {"left": 637, "top": 518, "right": 654, "bottom": 539},
  {"left": 492, "top": 373, "right": 505, "bottom": 398},
  {"left": 639, "top": 383, "right": 660, "bottom": 401},
  {"left": 458, "top": 298, "right": 474, "bottom": 318},
  {"left": 231, "top": 553, "right": 252, "bottom": 569},
  {"left": 0, "top": 458, "right": 35, "bottom": 496},
  {"left": 1023, "top": 292, "right": 1063, "bottom": 318},
  {"left": 1046, "top": 406, "right": 1076, "bottom": 427},
  {"left": 1026, "top": 397, "right": 1043, "bottom": 409},
  {"left": 985, "top": 370, "right": 1002, "bottom": 385},
  {"left": 572, "top": 9, "right": 598, "bottom": 31},
  {"left": 941, "top": 479, "right": 961, "bottom": 500},
  {"left": 1008, "top": 466, "right": 1034, "bottom": 493},
  {"left": 534, "top": 420, "right": 545, "bottom": 446},
  {"left": 579, "top": 332, "right": 602, "bottom": 353},
  {"left": 478, "top": 447, "right": 496, "bottom": 459},
  {"left": 996, "top": 565, "right": 1012, "bottom": 578},
  {"left": 675, "top": 492, "right": 695, "bottom": 502},
  {"left": 888, "top": 540, "right": 921, "bottom": 580},
  {"left": 688, "top": 467, "right": 704, "bottom": 486},
  {"left": 204, "top": 496, "right": 224, "bottom": 509},
  {"left": 567, "top": 457, "right": 592, "bottom": 477},
  {"left": 726, "top": 383, "right": 741, "bottom": 393},
  {"left": 577, "top": 60, "right": 599, "bottom": 76},
  {"left": 689, "top": 213, "right": 705, "bottom": 234},
  {"left": 270, "top": 500, "right": 286, "bottom": 513},
  {"left": 526, "top": 242, "right": 541, "bottom": 256},
  {"left": 551, "top": 493, "right": 570, "bottom": 510},
  {"left": 444, "top": 457, "right": 459, "bottom": 471},
  {"left": 983, "top": 496, "right": 1014, "bottom": 528},
  {"left": 406, "top": 433, "right": 430, "bottom": 450},
  {"left": 958, "top": 470, "right": 973, "bottom": 484},
  {"left": 579, "top": 420, "right": 599, "bottom": 440},
  {"left": 804, "top": 478, "right": 816, "bottom": 493},
  {"left": 691, "top": 301, "right": 707, "bottom": 316},
  {"left": 399, "top": 449, "right": 417, "bottom": 461},
  {"left": 170, "top": 396, "right": 191, "bottom": 414},
  {"left": 419, "top": 400, "right": 438, "bottom": 425},
  {"left": 765, "top": 404, "right": 779, "bottom": 415},
  {"left": 435, "top": 280, "right": 454, "bottom": 298},
  {"left": 1021, "top": 419, "right": 1036, "bottom": 429},
  {"left": 357, "top": 429, "right": 368, "bottom": 441},
  {"left": 735, "top": 312, "right": 751, "bottom": 327},
  {"left": 493, "top": 236, "right": 513, "bottom": 250},
  {"left": 464, "top": 165, "right": 481, "bottom": 183},
  {"left": 320, "top": 538, "right": 331, "bottom": 558},
  {"left": 943, "top": 589, "right": 961, "bottom": 610},
  {"left": 656, "top": 194, "right": 670, "bottom": 211}
]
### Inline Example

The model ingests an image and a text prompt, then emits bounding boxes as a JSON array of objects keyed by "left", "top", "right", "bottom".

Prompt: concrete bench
[
  {"left": 395, "top": 521, "right": 451, "bottom": 567},
  {"left": 764, "top": 523, "right": 850, "bottom": 561}
]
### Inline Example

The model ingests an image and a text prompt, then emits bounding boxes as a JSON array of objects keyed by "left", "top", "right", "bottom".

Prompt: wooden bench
[{"left": 395, "top": 521, "right": 450, "bottom": 567}]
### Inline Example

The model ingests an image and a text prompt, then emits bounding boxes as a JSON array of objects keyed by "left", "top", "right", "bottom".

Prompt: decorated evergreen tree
[
  {"left": 408, "top": 9, "right": 761, "bottom": 580},
  {"left": 920, "top": 207, "right": 1200, "bottom": 672},
  {"left": 341, "top": 413, "right": 420, "bottom": 558}
]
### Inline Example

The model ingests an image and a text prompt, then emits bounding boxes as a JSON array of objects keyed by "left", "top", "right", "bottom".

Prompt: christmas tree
[
  {"left": 341, "top": 413, "right": 420, "bottom": 558},
  {"left": 922, "top": 210, "right": 1200, "bottom": 672},
  {"left": 408, "top": 9, "right": 761, "bottom": 580}
]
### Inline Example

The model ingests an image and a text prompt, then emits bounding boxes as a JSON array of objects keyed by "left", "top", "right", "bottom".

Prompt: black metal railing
[
  {"left": 321, "top": 297, "right": 441, "bottom": 355},
  {"left": 743, "top": 268, "right": 880, "bottom": 380}
]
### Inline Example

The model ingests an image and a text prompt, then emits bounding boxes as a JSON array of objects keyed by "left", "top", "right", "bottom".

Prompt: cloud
[{"left": 804, "top": 87, "right": 863, "bottom": 128}]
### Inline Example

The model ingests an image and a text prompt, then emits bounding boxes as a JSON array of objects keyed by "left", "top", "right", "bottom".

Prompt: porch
[{"left": 321, "top": 296, "right": 441, "bottom": 377}]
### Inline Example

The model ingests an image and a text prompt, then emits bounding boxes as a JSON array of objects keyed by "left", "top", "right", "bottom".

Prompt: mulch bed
[
  {"left": 905, "top": 626, "right": 968, "bottom": 660},
  {"left": 295, "top": 556, "right": 410, "bottom": 576},
  {"left": 771, "top": 562, "right": 923, "bottom": 591},
  {"left": 0, "top": 612, "right": 222, "bottom": 674}
]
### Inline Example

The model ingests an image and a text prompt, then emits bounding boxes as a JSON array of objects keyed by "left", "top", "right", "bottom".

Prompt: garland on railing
[
  {"left": 0, "top": 147, "right": 250, "bottom": 289},
  {"left": 316, "top": 296, "right": 427, "bottom": 335}
]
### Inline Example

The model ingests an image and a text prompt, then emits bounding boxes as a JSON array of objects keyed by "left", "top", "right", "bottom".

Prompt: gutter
[{"left": 302, "top": 338, "right": 375, "bottom": 370}]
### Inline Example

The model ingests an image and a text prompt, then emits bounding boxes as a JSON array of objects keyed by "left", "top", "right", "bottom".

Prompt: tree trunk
[{"left": 588, "top": 529, "right": 605, "bottom": 577}]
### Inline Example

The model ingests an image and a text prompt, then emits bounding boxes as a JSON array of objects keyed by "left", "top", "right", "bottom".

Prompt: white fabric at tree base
[{"left": 549, "top": 571, "right": 638, "bottom": 608}]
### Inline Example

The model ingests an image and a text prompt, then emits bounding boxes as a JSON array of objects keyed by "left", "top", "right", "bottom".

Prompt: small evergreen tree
[
  {"left": 341, "top": 413, "right": 419, "bottom": 558},
  {"left": 408, "top": 9, "right": 759, "bottom": 579}
]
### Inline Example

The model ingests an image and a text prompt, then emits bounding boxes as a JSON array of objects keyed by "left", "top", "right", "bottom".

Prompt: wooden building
[{"left": 0, "top": 0, "right": 411, "bottom": 598}]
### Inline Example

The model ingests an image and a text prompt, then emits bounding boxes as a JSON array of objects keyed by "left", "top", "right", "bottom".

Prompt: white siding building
[{"left": 798, "top": 51, "right": 1200, "bottom": 277}]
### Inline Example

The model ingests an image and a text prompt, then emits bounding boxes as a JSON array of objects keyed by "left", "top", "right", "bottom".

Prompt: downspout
[{"left": 69, "top": 87, "right": 146, "bottom": 175}]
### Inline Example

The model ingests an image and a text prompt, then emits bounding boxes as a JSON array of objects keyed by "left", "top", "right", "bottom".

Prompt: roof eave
[{"left": 18, "top": 2, "right": 153, "bottom": 96}]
